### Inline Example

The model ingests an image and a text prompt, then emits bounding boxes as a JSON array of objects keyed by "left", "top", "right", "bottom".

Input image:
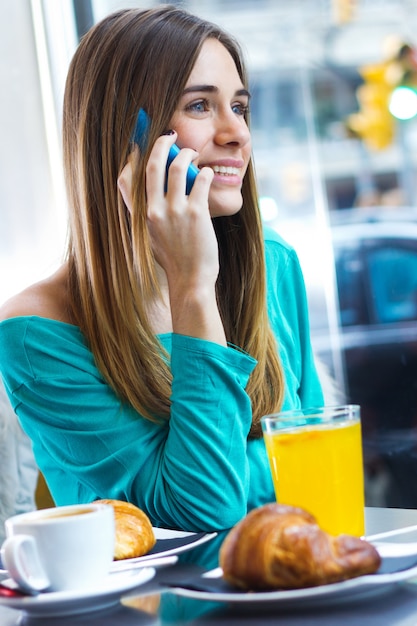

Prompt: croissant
[
  {"left": 94, "top": 499, "right": 156, "bottom": 560},
  {"left": 219, "top": 503, "right": 381, "bottom": 590}
]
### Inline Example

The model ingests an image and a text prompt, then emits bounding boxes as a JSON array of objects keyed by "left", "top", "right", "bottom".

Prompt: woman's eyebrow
[{"left": 182, "top": 85, "right": 251, "bottom": 98}]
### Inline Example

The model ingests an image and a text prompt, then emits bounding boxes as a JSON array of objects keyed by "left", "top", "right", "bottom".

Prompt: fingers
[
  {"left": 146, "top": 132, "right": 211, "bottom": 200},
  {"left": 189, "top": 165, "right": 214, "bottom": 196},
  {"left": 118, "top": 134, "right": 213, "bottom": 213},
  {"left": 164, "top": 146, "right": 199, "bottom": 197},
  {"left": 146, "top": 132, "right": 176, "bottom": 200}
]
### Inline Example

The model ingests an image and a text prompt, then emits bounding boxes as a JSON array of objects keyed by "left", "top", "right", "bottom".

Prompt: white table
[{"left": 1, "top": 507, "right": 417, "bottom": 625}]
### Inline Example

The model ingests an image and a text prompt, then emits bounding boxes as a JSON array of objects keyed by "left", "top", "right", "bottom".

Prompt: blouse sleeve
[{"left": 0, "top": 317, "right": 256, "bottom": 532}]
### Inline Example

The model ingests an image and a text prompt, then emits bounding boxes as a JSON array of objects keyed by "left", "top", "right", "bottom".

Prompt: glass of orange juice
[{"left": 261, "top": 405, "right": 365, "bottom": 537}]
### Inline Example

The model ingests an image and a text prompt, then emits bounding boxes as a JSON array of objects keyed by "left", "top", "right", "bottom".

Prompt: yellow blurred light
[
  {"left": 359, "top": 63, "right": 389, "bottom": 84},
  {"left": 332, "top": 0, "right": 356, "bottom": 24},
  {"left": 357, "top": 83, "right": 390, "bottom": 108},
  {"left": 347, "top": 111, "right": 395, "bottom": 150}
]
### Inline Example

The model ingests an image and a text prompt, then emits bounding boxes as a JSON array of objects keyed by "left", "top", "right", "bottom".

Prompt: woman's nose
[{"left": 214, "top": 111, "right": 251, "bottom": 147}]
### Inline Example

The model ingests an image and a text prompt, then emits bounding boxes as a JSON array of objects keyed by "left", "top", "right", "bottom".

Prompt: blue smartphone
[{"left": 132, "top": 108, "right": 199, "bottom": 195}]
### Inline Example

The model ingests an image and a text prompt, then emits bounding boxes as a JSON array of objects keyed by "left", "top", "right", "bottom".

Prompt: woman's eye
[
  {"left": 232, "top": 102, "right": 249, "bottom": 116},
  {"left": 186, "top": 100, "right": 208, "bottom": 113}
]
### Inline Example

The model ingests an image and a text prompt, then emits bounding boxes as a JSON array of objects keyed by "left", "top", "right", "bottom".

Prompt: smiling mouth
[{"left": 211, "top": 165, "right": 240, "bottom": 176}]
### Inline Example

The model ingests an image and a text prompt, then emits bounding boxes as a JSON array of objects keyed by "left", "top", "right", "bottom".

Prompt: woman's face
[{"left": 170, "top": 38, "right": 252, "bottom": 218}]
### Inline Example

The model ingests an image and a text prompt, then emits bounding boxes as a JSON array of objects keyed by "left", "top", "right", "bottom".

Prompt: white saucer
[{"left": 0, "top": 568, "right": 155, "bottom": 617}]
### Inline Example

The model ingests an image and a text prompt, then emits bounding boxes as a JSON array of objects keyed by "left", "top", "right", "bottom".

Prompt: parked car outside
[{"left": 270, "top": 207, "right": 417, "bottom": 508}]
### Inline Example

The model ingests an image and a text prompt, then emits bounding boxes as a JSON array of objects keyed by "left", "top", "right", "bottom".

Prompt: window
[
  {"left": 335, "top": 247, "right": 368, "bottom": 327},
  {"left": 367, "top": 244, "right": 417, "bottom": 324}
]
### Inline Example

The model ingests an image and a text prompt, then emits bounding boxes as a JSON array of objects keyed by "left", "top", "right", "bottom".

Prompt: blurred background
[{"left": 2, "top": 0, "right": 417, "bottom": 508}]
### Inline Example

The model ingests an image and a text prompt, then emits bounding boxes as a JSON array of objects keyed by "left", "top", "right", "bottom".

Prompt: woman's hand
[
  {"left": 145, "top": 132, "right": 215, "bottom": 280},
  {"left": 118, "top": 133, "right": 226, "bottom": 346}
]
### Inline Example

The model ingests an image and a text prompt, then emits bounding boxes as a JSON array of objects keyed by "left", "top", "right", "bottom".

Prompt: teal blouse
[{"left": 0, "top": 228, "right": 323, "bottom": 531}]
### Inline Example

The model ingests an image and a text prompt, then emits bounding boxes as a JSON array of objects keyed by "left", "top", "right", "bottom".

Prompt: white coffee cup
[{"left": 1, "top": 503, "right": 115, "bottom": 593}]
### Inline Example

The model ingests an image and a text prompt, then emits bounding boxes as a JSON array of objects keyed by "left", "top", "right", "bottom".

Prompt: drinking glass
[{"left": 261, "top": 405, "right": 365, "bottom": 536}]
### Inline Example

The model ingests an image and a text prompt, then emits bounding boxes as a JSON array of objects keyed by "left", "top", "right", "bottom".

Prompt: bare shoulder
[{"left": 0, "top": 264, "right": 72, "bottom": 324}]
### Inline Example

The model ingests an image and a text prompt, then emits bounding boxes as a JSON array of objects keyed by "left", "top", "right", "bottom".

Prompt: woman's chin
[{"left": 208, "top": 190, "right": 243, "bottom": 218}]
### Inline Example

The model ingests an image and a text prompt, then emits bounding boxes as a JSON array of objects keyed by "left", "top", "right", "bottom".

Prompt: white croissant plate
[
  {"left": 110, "top": 527, "right": 217, "bottom": 572},
  {"left": 168, "top": 562, "right": 417, "bottom": 609}
]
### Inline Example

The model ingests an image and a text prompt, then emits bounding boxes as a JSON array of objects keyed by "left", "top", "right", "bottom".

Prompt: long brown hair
[{"left": 63, "top": 5, "right": 284, "bottom": 438}]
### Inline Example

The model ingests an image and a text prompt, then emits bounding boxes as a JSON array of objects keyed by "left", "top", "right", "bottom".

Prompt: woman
[{"left": 0, "top": 6, "right": 323, "bottom": 531}]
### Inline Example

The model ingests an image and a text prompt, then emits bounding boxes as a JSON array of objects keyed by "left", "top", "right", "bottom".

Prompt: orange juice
[{"left": 263, "top": 416, "right": 365, "bottom": 536}]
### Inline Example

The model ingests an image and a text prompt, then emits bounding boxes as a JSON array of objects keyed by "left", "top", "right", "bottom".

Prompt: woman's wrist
[{"left": 169, "top": 285, "right": 226, "bottom": 346}]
